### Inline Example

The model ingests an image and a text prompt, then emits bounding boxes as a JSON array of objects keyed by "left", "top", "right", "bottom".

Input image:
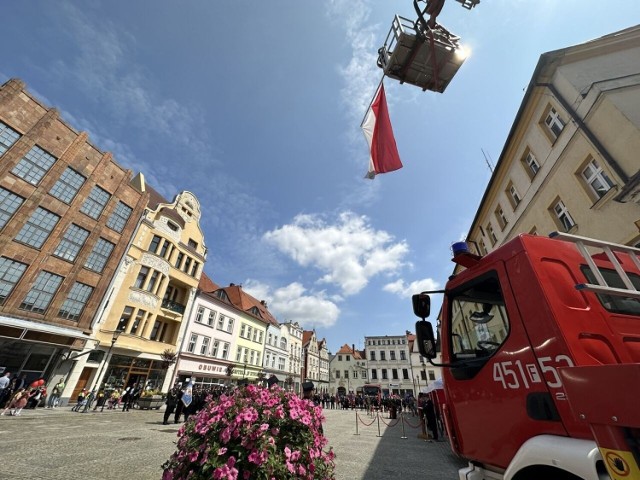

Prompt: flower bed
[{"left": 162, "top": 385, "right": 335, "bottom": 479}]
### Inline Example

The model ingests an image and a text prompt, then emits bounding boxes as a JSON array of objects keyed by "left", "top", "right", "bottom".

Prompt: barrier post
[
  {"left": 376, "top": 411, "right": 382, "bottom": 437},
  {"left": 401, "top": 413, "right": 407, "bottom": 439},
  {"left": 354, "top": 411, "right": 360, "bottom": 435}
]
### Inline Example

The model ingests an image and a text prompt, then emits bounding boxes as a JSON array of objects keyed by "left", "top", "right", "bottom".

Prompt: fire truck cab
[{"left": 413, "top": 233, "right": 640, "bottom": 480}]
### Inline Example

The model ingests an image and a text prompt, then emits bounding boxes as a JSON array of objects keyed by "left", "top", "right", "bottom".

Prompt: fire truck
[{"left": 412, "top": 233, "right": 640, "bottom": 480}]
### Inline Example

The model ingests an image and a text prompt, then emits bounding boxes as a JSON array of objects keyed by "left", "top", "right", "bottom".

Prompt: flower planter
[{"left": 137, "top": 395, "right": 164, "bottom": 410}]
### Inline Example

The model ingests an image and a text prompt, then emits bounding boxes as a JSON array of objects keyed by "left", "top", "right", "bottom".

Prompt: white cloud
[
  {"left": 243, "top": 280, "right": 340, "bottom": 329},
  {"left": 263, "top": 211, "right": 408, "bottom": 296},
  {"left": 383, "top": 278, "right": 440, "bottom": 299}
]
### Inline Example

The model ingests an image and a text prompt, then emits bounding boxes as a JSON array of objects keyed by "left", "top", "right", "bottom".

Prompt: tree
[{"left": 160, "top": 349, "right": 177, "bottom": 370}]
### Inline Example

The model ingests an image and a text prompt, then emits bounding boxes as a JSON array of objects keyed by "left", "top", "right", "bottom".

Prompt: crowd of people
[{"left": 0, "top": 371, "right": 49, "bottom": 416}]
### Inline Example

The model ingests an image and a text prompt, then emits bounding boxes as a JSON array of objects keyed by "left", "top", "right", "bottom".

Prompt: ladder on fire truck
[
  {"left": 552, "top": 231, "right": 640, "bottom": 480},
  {"left": 550, "top": 231, "right": 640, "bottom": 300}
]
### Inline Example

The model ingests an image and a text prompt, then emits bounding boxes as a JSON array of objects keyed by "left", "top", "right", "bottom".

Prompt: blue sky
[{"left": 1, "top": 1, "right": 638, "bottom": 353}]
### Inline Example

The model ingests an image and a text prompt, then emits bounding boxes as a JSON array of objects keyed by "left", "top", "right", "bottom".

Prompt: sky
[{"left": 1, "top": 1, "right": 638, "bottom": 353}]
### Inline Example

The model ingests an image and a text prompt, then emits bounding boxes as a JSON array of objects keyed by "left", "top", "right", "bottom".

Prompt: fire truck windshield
[{"left": 449, "top": 272, "right": 510, "bottom": 361}]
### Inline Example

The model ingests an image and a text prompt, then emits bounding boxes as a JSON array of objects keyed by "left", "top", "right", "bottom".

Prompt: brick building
[{"left": 0, "top": 78, "right": 147, "bottom": 386}]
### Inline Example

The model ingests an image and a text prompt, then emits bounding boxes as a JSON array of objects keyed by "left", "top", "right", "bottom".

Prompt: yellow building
[
  {"left": 466, "top": 26, "right": 640, "bottom": 256},
  {"left": 67, "top": 174, "right": 206, "bottom": 399}
]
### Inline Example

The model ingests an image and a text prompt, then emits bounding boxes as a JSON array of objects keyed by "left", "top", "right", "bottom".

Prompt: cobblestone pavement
[{"left": 0, "top": 406, "right": 466, "bottom": 480}]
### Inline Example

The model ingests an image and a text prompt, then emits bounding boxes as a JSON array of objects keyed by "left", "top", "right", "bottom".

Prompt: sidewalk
[
  {"left": 323, "top": 408, "right": 467, "bottom": 479},
  {"left": 0, "top": 405, "right": 467, "bottom": 479}
]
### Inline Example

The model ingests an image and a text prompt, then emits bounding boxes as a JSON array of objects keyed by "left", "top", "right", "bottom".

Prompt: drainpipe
[{"left": 536, "top": 82, "right": 629, "bottom": 183}]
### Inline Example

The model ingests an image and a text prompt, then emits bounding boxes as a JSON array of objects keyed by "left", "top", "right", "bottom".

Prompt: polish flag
[{"left": 362, "top": 83, "right": 403, "bottom": 179}]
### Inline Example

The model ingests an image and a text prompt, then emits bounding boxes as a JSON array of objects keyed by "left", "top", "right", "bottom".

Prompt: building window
[
  {"left": 212, "top": 340, "right": 220, "bottom": 357},
  {"left": 12, "top": 145, "right": 57, "bottom": 185},
  {"left": 582, "top": 158, "right": 614, "bottom": 199},
  {"left": 478, "top": 239, "right": 487, "bottom": 255},
  {"left": 131, "top": 309, "right": 145, "bottom": 335},
  {"left": 49, "top": 167, "right": 86, "bottom": 204},
  {"left": 487, "top": 223, "right": 498, "bottom": 246},
  {"left": 429, "top": 370, "right": 436, "bottom": 381},
  {"left": 495, "top": 205, "right": 508, "bottom": 230},
  {"left": 380, "top": 351, "right": 386, "bottom": 361},
  {"left": 278, "top": 358, "right": 285, "bottom": 370},
  {"left": 200, "top": 337, "right": 210, "bottom": 355},
  {"left": 240, "top": 324, "right": 246, "bottom": 338},
  {"left": 20, "top": 271, "right": 63, "bottom": 313},
  {"left": 58, "top": 282, "right": 94, "bottom": 321},
  {"left": 344, "top": 370, "right": 349, "bottom": 379},
  {"left": 80, "top": 185, "right": 111, "bottom": 220},
  {"left": 381, "top": 369, "right": 388, "bottom": 380},
  {"left": 134, "top": 266, "right": 150, "bottom": 289},
  {"left": 53, "top": 224, "right": 90, "bottom": 262},
  {"left": 544, "top": 106, "right": 565, "bottom": 139},
  {"left": 191, "top": 261, "right": 199, "bottom": 277},
  {"left": 188, "top": 334, "right": 198, "bottom": 353},
  {"left": 506, "top": 182, "right": 521, "bottom": 209},
  {"left": 370, "top": 351, "right": 376, "bottom": 361},
  {"left": 522, "top": 150, "right": 540, "bottom": 179},
  {"left": 392, "top": 369, "right": 398, "bottom": 379},
  {"left": 221, "top": 342, "right": 229, "bottom": 359},
  {"left": 217, "top": 313, "right": 225, "bottom": 330},
  {"left": 149, "top": 320, "right": 161, "bottom": 340},
  {"left": 117, "top": 306, "right": 134, "bottom": 331},
  {"left": 552, "top": 199, "right": 576, "bottom": 232},
  {"left": 145, "top": 270, "right": 160, "bottom": 293},
  {"left": 390, "top": 351, "right": 396, "bottom": 360},
  {"left": 0, "top": 121, "right": 21, "bottom": 156},
  {"left": 280, "top": 338, "right": 287, "bottom": 350},
  {"left": 106, "top": 201, "right": 132, "bottom": 233},
  {"left": 207, "top": 310, "right": 215, "bottom": 326},
  {"left": 402, "top": 368, "right": 409, "bottom": 380},
  {"left": 0, "top": 188, "right": 24, "bottom": 230},
  {"left": 15, "top": 207, "right": 60, "bottom": 248},
  {"left": 0, "top": 257, "right": 27, "bottom": 305},
  {"left": 227, "top": 318, "right": 234, "bottom": 333},
  {"left": 183, "top": 257, "right": 192, "bottom": 274},
  {"left": 149, "top": 235, "right": 162, "bottom": 254},
  {"left": 188, "top": 239, "right": 198, "bottom": 249},
  {"left": 195, "top": 306, "right": 205, "bottom": 323},
  {"left": 421, "top": 370, "right": 427, "bottom": 380},
  {"left": 400, "top": 350, "right": 406, "bottom": 361},
  {"left": 159, "top": 240, "right": 170, "bottom": 258},
  {"left": 84, "top": 238, "right": 114, "bottom": 272},
  {"left": 175, "top": 252, "right": 184, "bottom": 269}
]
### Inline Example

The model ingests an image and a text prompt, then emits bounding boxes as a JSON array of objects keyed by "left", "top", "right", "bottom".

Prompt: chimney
[
  {"left": 352, "top": 343, "right": 355, "bottom": 354},
  {"left": 261, "top": 300, "right": 268, "bottom": 308},
  {"left": 230, "top": 283, "right": 235, "bottom": 287}
]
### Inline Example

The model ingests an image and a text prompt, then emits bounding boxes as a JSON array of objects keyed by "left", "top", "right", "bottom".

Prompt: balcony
[{"left": 161, "top": 299, "right": 186, "bottom": 315}]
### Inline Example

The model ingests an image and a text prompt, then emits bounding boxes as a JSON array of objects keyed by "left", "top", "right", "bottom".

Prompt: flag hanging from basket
[{"left": 361, "top": 82, "right": 403, "bottom": 179}]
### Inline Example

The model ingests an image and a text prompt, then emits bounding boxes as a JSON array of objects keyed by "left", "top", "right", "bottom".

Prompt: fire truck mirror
[
  {"left": 412, "top": 293, "right": 431, "bottom": 319},
  {"left": 415, "top": 320, "right": 436, "bottom": 359}
]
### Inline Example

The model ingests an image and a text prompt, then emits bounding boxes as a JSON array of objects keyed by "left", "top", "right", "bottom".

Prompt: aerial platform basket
[{"left": 377, "top": 15, "right": 467, "bottom": 93}]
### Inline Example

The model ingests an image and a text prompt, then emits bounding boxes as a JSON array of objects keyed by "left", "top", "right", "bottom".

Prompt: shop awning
[{"left": 0, "top": 315, "right": 90, "bottom": 348}]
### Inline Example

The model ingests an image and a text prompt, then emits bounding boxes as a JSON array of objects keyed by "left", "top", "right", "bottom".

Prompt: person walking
[
  {"left": 0, "top": 372, "right": 11, "bottom": 407},
  {"left": 122, "top": 383, "right": 140, "bottom": 412},
  {"left": 47, "top": 378, "right": 65, "bottom": 408}
]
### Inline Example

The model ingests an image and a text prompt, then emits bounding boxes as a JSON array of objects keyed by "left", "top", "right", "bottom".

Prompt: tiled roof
[
  {"left": 221, "top": 284, "right": 278, "bottom": 326},
  {"left": 198, "top": 272, "right": 219, "bottom": 293},
  {"left": 302, "top": 330, "right": 314, "bottom": 346}
]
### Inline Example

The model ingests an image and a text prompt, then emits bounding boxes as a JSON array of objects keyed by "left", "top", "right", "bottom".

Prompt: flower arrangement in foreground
[{"left": 162, "top": 384, "right": 336, "bottom": 480}]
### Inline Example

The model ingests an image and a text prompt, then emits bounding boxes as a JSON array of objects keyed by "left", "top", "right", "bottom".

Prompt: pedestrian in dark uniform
[
  {"left": 163, "top": 385, "right": 181, "bottom": 425},
  {"left": 173, "top": 383, "right": 185, "bottom": 424}
]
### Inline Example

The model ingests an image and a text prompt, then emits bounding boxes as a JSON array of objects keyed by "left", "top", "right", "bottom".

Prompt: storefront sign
[{"left": 177, "top": 358, "right": 226, "bottom": 376}]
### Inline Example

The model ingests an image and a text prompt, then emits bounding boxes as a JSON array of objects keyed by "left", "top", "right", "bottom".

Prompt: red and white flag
[{"left": 361, "top": 82, "right": 403, "bottom": 179}]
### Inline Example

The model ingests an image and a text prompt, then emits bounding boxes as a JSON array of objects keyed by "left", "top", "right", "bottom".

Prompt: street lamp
[{"left": 98, "top": 329, "right": 123, "bottom": 412}]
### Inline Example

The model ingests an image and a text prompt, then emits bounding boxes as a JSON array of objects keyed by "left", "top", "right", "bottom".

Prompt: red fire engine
[{"left": 413, "top": 232, "right": 640, "bottom": 480}]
